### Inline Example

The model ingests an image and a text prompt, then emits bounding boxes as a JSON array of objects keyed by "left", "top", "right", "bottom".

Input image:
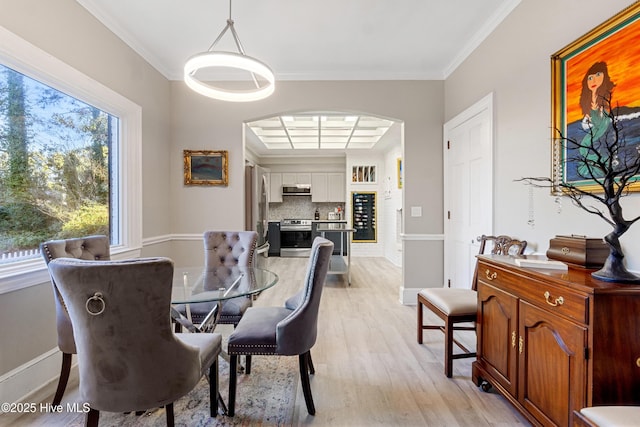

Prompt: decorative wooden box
[{"left": 546, "top": 235, "right": 609, "bottom": 268}]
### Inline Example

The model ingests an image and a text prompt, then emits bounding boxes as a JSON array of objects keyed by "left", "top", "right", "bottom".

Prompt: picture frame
[
  {"left": 183, "top": 149, "right": 228, "bottom": 186},
  {"left": 551, "top": 3, "right": 640, "bottom": 192},
  {"left": 397, "top": 158, "right": 403, "bottom": 189}
]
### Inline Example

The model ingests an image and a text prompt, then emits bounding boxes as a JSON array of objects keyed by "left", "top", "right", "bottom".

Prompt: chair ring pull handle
[{"left": 86, "top": 292, "right": 106, "bottom": 316}]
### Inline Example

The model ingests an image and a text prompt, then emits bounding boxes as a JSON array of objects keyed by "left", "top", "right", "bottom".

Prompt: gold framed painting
[
  {"left": 183, "top": 150, "right": 228, "bottom": 186},
  {"left": 551, "top": 3, "right": 640, "bottom": 192},
  {"left": 397, "top": 158, "right": 403, "bottom": 189}
]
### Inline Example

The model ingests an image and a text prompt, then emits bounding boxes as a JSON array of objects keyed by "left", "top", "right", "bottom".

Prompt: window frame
[{"left": 0, "top": 25, "right": 142, "bottom": 294}]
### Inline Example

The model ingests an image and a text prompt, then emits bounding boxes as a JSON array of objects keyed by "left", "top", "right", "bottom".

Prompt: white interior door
[{"left": 443, "top": 94, "right": 493, "bottom": 289}]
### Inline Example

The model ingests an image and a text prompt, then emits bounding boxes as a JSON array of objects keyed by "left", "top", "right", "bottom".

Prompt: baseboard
[
  {"left": 399, "top": 286, "right": 420, "bottom": 305},
  {"left": 0, "top": 348, "right": 70, "bottom": 406}
]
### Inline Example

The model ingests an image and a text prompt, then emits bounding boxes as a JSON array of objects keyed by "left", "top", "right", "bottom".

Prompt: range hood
[{"left": 282, "top": 184, "right": 311, "bottom": 196}]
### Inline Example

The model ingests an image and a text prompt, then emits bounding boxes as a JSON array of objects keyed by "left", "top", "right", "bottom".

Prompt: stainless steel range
[{"left": 280, "top": 219, "right": 313, "bottom": 257}]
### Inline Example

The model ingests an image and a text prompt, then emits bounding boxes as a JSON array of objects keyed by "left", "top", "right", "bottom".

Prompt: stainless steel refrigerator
[{"left": 244, "top": 164, "right": 270, "bottom": 259}]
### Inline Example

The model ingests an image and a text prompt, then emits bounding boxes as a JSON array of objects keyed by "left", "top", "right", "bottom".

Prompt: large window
[
  {"left": 0, "top": 26, "right": 141, "bottom": 290},
  {"left": 0, "top": 64, "right": 119, "bottom": 262}
]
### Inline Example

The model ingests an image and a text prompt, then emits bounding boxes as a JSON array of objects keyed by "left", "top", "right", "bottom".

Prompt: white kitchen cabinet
[
  {"left": 282, "top": 173, "right": 311, "bottom": 185},
  {"left": 311, "top": 173, "right": 328, "bottom": 202},
  {"left": 327, "top": 173, "right": 345, "bottom": 202},
  {"left": 269, "top": 173, "right": 282, "bottom": 203},
  {"left": 311, "top": 173, "right": 345, "bottom": 202}
]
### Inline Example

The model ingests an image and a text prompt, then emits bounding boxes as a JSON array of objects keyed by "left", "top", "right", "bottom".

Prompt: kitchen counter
[
  {"left": 312, "top": 219, "right": 346, "bottom": 223},
  {"left": 315, "top": 223, "right": 354, "bottom": 285}
]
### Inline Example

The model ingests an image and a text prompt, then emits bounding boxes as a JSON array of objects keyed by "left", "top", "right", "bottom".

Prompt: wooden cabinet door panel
[
  {"left": 519, "top": 301, "right": 587, "bottom": 427},
  {"left": 591, "top": 294, "right": 640, "bottom": 405},
  {"left": 477, "top": 281, "right": 518, "bottom": 396}
]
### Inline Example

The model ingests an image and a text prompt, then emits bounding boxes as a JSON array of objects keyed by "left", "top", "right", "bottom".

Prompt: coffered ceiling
[{"left": 247, "top": 113, "right": 394, "bottom": 150}]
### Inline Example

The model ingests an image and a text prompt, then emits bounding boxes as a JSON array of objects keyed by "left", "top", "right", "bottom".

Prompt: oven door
[{"left": 280, "top": 229, "right": 312, "bottom": 257}]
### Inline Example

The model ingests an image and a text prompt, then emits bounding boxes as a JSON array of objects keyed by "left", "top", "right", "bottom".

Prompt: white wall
[
  {"left": 0, "top": 0, "right": 172, "bottom": 397},
  {"left": 445, "top": 0, "right": 640, "bottom": 272},
  {"left": 382, "top": 146, "right": 403, "bottom": 266},
  {"left": 170, "top": 80, "right": 445, "bottom": 297}
]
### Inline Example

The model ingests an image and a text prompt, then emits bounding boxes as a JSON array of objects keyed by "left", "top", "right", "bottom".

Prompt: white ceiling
[
  {"left": 77, "top": 0, "right": 520, "bottom": 81},
  {"left": 76, "top": 0, "right": 521, "bottom": 157}
]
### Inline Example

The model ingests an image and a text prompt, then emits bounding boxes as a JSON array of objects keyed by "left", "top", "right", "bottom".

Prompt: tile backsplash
[{"left": 269, "top": 197, "right": 343, "bottom": 221}]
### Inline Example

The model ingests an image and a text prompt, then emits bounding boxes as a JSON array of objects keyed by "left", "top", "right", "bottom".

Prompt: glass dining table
[{"left": 170, "top": 265, "right": 279, "bottom": 333}]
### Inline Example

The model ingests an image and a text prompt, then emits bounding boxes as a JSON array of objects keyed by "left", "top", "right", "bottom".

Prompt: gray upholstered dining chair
[
  {"left": 40, "top": 235, "right": 111, "bottom": 406},
  {"left": 226, "top": 237, "right": 334, "bottom": 417},
  {"left": 174, "top": 231, "right": 257, "bottom": 331},
  {"left": 417, "top": 234, "right": 527, "bottom": 377},
  {"left": 47, "top": 256, "right": 222, "bottom": 426}
]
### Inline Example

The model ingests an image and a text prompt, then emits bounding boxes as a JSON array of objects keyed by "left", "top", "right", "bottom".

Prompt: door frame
[{"left": 443, "top": 92, "right": 494, "bottom": 288}]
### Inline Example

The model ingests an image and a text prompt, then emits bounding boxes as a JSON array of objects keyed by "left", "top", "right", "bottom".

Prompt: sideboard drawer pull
[
  {"left": 485, "top": 269, "right": 497, "bottom": 281},
  {"left": 561, "top": 246, "right": 571, "bottom": 255},
  {"left": 544, "top": 291, "right": 564, "bottom": 307}
]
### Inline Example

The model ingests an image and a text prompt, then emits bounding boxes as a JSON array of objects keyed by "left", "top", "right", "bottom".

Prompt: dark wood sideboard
[{"left": 472, "top": 254, "right": 640, "bottom": 427}]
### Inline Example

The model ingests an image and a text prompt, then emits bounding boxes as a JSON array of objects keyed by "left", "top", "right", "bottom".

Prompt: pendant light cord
[
  {"left": 204, "top": 0, "right": 258, "bottom": 87},
  {"left": 183, "top": 0, "right": 274, "bottom": 101}
]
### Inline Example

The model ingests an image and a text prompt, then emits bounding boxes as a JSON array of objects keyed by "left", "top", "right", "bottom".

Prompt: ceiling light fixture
[{"left": 183, "top": 0, "right": 274, "bottom": 102}]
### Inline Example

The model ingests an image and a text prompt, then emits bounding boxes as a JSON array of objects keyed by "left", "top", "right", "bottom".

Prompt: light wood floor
[{"left": 1, "top": 256, "right": 530, "bottom": 426}]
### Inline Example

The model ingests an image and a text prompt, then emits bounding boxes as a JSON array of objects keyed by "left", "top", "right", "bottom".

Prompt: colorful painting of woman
[{"left": 577, "top": 61, "right": 616, "bottom": 177}]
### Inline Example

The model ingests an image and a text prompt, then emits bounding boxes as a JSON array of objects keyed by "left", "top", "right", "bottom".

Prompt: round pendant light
[
  {"left": 184, "top": 1, "right": 275, "bottom": 102},
  {"left": 184, "top": 51, "right": 274, "bottom": 102}
]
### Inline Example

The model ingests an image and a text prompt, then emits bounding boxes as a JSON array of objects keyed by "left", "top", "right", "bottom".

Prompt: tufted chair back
[
  {"left": 46, "top": 256, "right": 223, "bottom": 424},
  {"left": 40, "top": 235, "right": 111, "bottom": 406},
  {"left": 41, "top": 235, "right": 111, "bottom": 355},
  {"left": 173, "top": 231, "right": 259, "bottom": 331},
  {"left": 203, "top": 231, "right": 258, "bottom": 268},
  {"left": 275, "top": 237, "right": 334, "bottom": 356},
  {"left": 226, "top": 237, "right": 334, "bottom": 416}
]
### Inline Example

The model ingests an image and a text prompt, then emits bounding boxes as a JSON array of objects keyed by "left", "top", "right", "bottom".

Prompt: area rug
[{"left": 67, "top": 355, "right": 299, "bottom": 427}]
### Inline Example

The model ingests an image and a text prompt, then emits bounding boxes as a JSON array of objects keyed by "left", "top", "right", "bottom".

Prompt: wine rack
[{"left": 351, "top": 191, "right": 376, "bottom": 242}]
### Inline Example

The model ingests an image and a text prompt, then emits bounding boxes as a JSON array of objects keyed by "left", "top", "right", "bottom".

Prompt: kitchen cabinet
[
  {"left": 311, "top": 173, "right": 328, "bottom": 202},
  {"left": 312, "top": 221, "right": 347, "bottom": 255},
  {"left": 327, "top": 173, "right": 345, "bottom": 202},
  {"left": 315, "top": 222, "right": 354, "bottom": 285},
  {"left": 311, "top": 173, "right": 345, "bottom": 203},
  {"left": 473, "top": 255, "right": 640, "bottom": 427},
  {"left": 267, "top": 221, "right": 280, "bottom": 256},
  {"left": 282, "top": 172, "right": 311, "bottom": 186},
  {"left": 269, "top": 173, "right": 282, "bottom": 203}
]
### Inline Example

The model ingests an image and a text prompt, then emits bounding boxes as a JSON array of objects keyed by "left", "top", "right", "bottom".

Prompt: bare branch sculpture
[{"left": 519, "top": 94, "right": 640, "bottom": 282}]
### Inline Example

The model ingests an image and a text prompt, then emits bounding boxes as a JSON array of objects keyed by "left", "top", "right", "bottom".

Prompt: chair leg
[
  {"left": 417, "top": 299, "right": 424, "bottom": 344},
  {"left": 165, "top": 403, "right": 174, "bottom": 427},
  {"left": 299, "top": 352, "right": 316, "bottom": 415},
  {"left": 228, "top": 355, "right": 238, "bottom": 417},
  {"left": 85, "top": 408, "right": 99, "bottom": 427},
  {"left": 209, "top": 359, "right": 219, "bottom": 417},
  {"left": 245, "top": 355, "right": 252, "bottom": 374},
  {"left": 444, "top": 318, "right": 454, "bottom": 378},
  {"left": 52, "top": 352, "right": 72, "bottom": 406},
  {"left": 307, "top": 352, "right": 315, "bottom": 375}
]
